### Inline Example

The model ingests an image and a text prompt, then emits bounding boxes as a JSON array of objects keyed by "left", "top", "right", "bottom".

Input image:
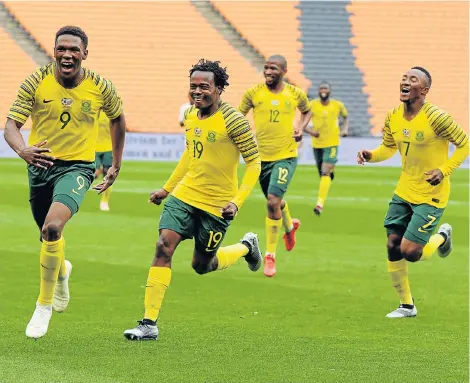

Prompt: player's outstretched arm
[
  {"left": 93, "top": 113, "right": 127, "bottom": 194},
  {"left": 4, "top": 118, "right": 54, "bottom": 169}
]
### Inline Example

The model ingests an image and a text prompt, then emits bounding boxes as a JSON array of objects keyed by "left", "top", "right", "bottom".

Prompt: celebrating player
[
  {"left": 304, "top": 82, "right": 348, "bottom": 215},
  {"left": 94, "top": 110, "right": 113, "bottom": 211},
  {"left": 123, "top": 59, "right": 262, "bottom": 341},
  {"left": 357, "top": 67, "right": 469, "bottom": 318},
  {"left": 4, "top": 26, "right": 126, "bottom": 338},
  {"left": 239, "top": 55, "right": 312, "bottom": 277}
]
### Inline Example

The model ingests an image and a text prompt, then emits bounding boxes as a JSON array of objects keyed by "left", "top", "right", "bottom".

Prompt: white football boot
[
  {"left": 124, "top": 320, "right": 159, "bottom": 341},
  {"left": 241, "top": 232, "right": 262, "bottom": 272},
  {"left": 100, "top": 201, "right": 110, "bottom": 211},
  {"left": 53, "top": 260, "right": 73, "bottom": 313},
  {"left": 386, "top": 304, "right": 418, "bottom": 318},
  {"left": 26, "top": 303, "right": 53, "bottom": 339},
  {"left": 437, "top": 223, "right": 452, "bottom": 258}
]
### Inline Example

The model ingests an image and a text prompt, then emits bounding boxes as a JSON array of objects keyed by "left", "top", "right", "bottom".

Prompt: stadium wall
[{"left": 1, "top": 130, "right": 467, "bottom": 168}]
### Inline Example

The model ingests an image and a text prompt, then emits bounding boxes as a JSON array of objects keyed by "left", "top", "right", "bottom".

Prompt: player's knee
[
  {"left": 191, "top": 260, "right": 210, "bottom": 275},
  {"left": 400, "top": 246, "right": 422, "bottom": 263},
  {"left": 321, "top": 171, "right": 331, "bottom": 177},
  {"left": 267, "top": 195, "right": 281, "bottom": 214},
  {"left": 41, "top": 221, "right": 62, "bottom": 241},
  {"left": 155, "top": 237, "right": 175, "bottom": 263},
  {"left": 386, "top": 235, "right": 402, "bottom": 261}
]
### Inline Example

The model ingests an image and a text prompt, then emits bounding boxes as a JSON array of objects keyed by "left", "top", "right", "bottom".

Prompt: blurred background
[{"left": 1, "top": 0, "right": 468, "bottom": 137}]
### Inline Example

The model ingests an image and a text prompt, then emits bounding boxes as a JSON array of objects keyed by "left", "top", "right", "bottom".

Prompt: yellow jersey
[
  {"left": 165, "top": 102, "right": 260, "bottom": 217},
  {"left": 372, "top": 102, "right": 468, "bottom": 208},
  {"left": 95, "top": 110, "right": 112, "bottom": 152},
  {"left": 310, "top": 98, "right": 348, "bottom": 148},
  {"left": 239, "top": 82, "right": 310, "bottom": 161},
  {"left": 8, "top": 63, "right": 122, "bottom": 162}
]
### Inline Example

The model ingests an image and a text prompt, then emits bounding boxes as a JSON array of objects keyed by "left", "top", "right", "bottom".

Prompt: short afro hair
[
  {"left": 55, "top": 26, "right": 88, "bottom": 49},
  {"left": 411, "top": 66, "right": 432, "bottom": 88},
  {"left": 189, "top": 59, "right": 230, "bottom": 92}
]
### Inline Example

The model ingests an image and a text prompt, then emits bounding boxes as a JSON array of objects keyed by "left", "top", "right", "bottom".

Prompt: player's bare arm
[
  {"left": 294, "top": 109, "right": 312, "bottom": 141},
  {"left": 93, "top": 113, "right": 127, "bottom": 194},
  {"left": 340, "top": 116, "right": 349, "bottom": 137},
  {"left": 4, "top": 118, "right": 55, "bottom": 169}
]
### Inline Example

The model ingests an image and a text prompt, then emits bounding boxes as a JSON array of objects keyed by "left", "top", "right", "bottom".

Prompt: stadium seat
[
  {"left": 348, "top": 2, "right": 469, "bottom": 133},
  {"left": 4, "top": 1, "right": 262, "bottom": 132},
  {"left": 0, "top": 28, "right": 36, "bottom": 129},
  {"left": 213, "top": 1, "right": 310, "bottom": 91}
]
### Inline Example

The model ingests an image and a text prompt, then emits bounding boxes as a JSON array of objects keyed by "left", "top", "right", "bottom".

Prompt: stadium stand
[
  {"left": 297, "top": 1, "right": 372, "bottom": 136},
  {"left": 0, "top": 28, "right": 36, "bottom": 129},
  {"left": 348, "top": 1, "right": 469, "bottom": 134},
  {"left": 4, "top": 1, "right": 262, "bottom": 132},
  {"left": 212, "top": 0, "right": 310, "bottom": 91}
]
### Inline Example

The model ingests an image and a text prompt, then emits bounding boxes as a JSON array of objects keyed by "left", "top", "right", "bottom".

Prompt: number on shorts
[
  {"left": 207, "top": 230, "right": 223, "bottom": 250},
  {"left": 329, "top": 147, "right": 337, "bottom": 158},
  {"left": 277, "top": 167, "right": 289, "bottom": 184},
  {"left": 418, "top": 215, "right": 436, "bottom": 233},
  {"left": 76, "top": 176, "right": 86, "bottom": 190},
  {"left": 193, "top": 140, "right": 204, "bottom": 159},
  {"left": 60, "top": 111, "right": 71, "bottom": 129}
]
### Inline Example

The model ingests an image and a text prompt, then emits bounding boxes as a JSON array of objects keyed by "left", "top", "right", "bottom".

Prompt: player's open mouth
[
  {"left": 400, "top": 87, "right": 410, "bottom": 95},
  {"left": 61, "top": 62, "right": 74, "bottom": 72},
  {"left": 193, "top": 96, "right": 203, "bottom": 102}
]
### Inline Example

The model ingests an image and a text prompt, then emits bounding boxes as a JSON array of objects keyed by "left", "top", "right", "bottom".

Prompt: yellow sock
[
  {"left": 266, "top": 217, "right": 282, "bottom": 256},
  {"left": 101, "top": 185, "right": 112, "bottom": 204},
  {"left": 38, "top": 238, "right": 64, "bottom": 305},
  {"left": 58, "top": 237, "right": 66, "bottom": 280},
  {"left": 216, "top": 243, "right": 249, "bottom": 270},
  {"left": 281, "top": 201, "right": 294, "bottom": 232},
  {"left": 144, "top": 267, "right": 172, "bottom": 322},
  {"left": 387, "top": 259, "right": 413, "bottom": 305},
  {"left": 421, "top": 233, "right": 445, "bottom": 261},
  {"left": 317, "top": 175, "right": 332, "bottom": 206}
]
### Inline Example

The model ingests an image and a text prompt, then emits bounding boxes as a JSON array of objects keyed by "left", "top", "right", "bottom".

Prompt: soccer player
[
  {"left": 239, "top": 55, "right": 312, "bottom": 277},
  {"left": 357, "top": 67, "right": 468, "bottom": 318},
  {"left": 304, "top": 82, "right": 348, "bottom": 215},
  {"left": 4, "top": 26, "right": 126, "bottom": 338},
  {"left": 94, "top": 110, "right": 113, "bottom": 211},
  {"left": 123, "top": 59, "right": 262, "bottom": 341}
]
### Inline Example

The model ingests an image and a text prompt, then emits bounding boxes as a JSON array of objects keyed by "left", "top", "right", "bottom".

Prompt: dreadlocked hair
[
  {"left": 412, "top": 66, "right": 432, "bottom": 88},
  {"left": 189, "top": 59, "right": 230, "bottom": 92}
]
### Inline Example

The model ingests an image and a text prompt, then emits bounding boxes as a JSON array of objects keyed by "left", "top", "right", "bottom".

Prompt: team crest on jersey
[
  {"left": 207, "top": 131, "right": 216, "bottom": 142},
  {"left": 402, "top": 129, "right": 411, "bottom": 138},
  {"left": 61, "top": 98, "right": 73, "bottom": 108},
  {"left": 81, "top": 100, "right": 92, "bottom": 113},
  {"left": 416, "top": 131, "right": 424, "bottom": 141},
  {"left": 271, "top": 100, "right": 280, "bottom": 106},
  {"left": 195, "top": 128, "right": 202, "bottom": 137}
]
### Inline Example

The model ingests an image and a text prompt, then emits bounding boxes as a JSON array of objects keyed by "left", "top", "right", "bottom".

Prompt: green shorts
[
  {"left": 313, "top": 146, "right": 339, "bottom": 166},
  {"left": 95, "top": 151, "right": 113, "bottom": 171},
  {"left": 384, "top": 194, "right": 444, "bottom": 245},
  {"left": 259, "top": 157, "right": 297, "bottom": 198},
  {"left": 159, "top": 196, "right": 231, "bottom": 255},
  {"left": 28, "top": 161, "right": 95, "bottom": 228}
]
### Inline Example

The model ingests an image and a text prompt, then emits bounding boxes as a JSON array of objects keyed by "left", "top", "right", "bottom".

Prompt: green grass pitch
[{"left": 0, "top": 159, "right": 467, "bottom": 383}]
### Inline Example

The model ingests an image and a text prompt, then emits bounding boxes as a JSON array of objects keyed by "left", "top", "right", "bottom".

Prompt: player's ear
[
  {"left": 422, "top": 87, "right": 429, "bottom": 96},
  {"left": 82, "top": 49, "right": 88, "bottom": 61}
]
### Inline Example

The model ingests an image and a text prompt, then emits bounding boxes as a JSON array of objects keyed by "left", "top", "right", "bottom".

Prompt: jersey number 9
[{"left": 60, "top": 111, "right": 71, "bottom": 129}]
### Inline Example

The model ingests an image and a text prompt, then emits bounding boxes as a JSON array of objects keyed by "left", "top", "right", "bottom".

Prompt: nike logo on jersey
[
  {"left": 43, "top": 99, "right": 53, "bottom": 103},
  {"left": 72, "top": 189, "right": 81, "bottom": 195},
  {"left": 185, "top": 128, "right": 191, "bottom": 132}
]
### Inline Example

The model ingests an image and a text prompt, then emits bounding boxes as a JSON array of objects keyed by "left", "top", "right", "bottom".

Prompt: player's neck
[
  {"left": 266, "top": 81, "right": 284, "bottom": 94},
  {"left": 320, "top": 99, "right": 330, "bottom": 106},
  {"left": 198, "top": 100, "right": 221, "bottom": 120},
  {"left": 403, "top": 98, "right": 425, "bottom": 120},
  {"left": 54, "top": 65, "right": 85, "bottom": 89}
]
